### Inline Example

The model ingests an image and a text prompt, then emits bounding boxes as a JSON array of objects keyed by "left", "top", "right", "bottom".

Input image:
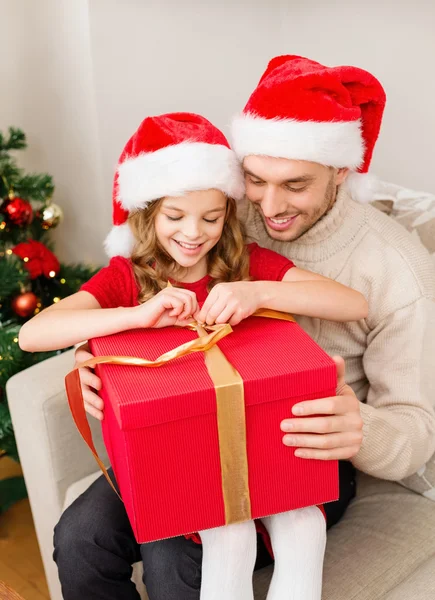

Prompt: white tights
[{"left": 199, "top": 506, "right": 326, "bottom": 600}]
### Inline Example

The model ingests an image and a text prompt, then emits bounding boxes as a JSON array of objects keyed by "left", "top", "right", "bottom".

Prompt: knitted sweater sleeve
[{"left": 352, "top": 296, "right": 435, "bottom": 480}]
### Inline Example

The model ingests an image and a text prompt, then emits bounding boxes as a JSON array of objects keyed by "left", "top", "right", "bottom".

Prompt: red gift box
[{"left": 66, "top": 315, "right": 338, "bottom": 543}]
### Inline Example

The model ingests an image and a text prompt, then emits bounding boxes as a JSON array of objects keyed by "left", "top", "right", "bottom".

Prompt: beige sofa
[{"left": 7, "top": 183, "right": 435, "bottom": 600}]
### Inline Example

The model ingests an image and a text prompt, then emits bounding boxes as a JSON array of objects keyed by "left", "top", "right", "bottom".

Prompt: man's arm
[{"left": 353, "top": 297, "right": 435, "bottom": 480}]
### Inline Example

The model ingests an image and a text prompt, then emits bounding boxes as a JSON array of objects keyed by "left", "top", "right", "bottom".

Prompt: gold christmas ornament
[{"left": 41, "top": 203, "right": 63, "bottom": 229}]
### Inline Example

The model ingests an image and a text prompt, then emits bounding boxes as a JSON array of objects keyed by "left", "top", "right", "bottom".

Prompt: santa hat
[
  {"left": 105, "top": 112, "right": 244, "bottom": 258},
  {"left": 231, "top": 55, "right": 386, "bottom": 202}
]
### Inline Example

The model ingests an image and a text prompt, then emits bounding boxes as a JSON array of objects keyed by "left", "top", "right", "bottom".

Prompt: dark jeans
[{"left": 53, "top": 461, "right": 356, "bottom": 600}]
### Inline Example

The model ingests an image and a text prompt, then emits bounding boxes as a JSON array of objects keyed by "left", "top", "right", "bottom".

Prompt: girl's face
[{"left": 155, "top": 189, "right": 227, "bottom": 279}]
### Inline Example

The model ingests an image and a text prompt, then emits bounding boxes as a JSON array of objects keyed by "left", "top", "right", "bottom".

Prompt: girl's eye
[
  {"left": 250, "top": 178, "right": 264, "bottom": 186},
  {"left": 204, "top": 218, "right": 218, "bottom": 224},
  {"left": 166, "top": 215, "right": 182, "bottom": 221}
]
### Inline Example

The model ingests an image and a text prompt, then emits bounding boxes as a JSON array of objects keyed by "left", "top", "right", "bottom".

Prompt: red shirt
[{"left": 81, "top": 243, "right": 294, "bottom": 307}]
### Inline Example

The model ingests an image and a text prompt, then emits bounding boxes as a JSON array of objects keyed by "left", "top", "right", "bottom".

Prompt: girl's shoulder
[
  {"left": 246, "top": 243, "right": 295, "bottom": 282},
  {"left": 81, "top": 256, "right": 138, "bottom": 308}
]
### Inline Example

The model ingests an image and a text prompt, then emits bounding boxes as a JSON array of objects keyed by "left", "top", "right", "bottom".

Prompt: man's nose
[{"left": 260, "top": 186, "right": 288, "bottom": 218}]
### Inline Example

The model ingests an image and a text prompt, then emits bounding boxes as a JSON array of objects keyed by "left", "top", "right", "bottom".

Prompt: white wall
[
  {"left": 2, "top": 0, "right": 435, "bottom": 264},
  {"left": 0, "top": 0, "right": 106, "bottom": 264}
]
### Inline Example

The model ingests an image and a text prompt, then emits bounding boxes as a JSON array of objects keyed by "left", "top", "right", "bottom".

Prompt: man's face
[{"left": 243, "top": 155, "right": 348, "bottom": 242}]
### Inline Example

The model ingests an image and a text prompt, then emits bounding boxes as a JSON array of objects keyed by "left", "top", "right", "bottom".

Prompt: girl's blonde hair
[{"left": 128, "top": 195, "right": 250, "bottom": 304}]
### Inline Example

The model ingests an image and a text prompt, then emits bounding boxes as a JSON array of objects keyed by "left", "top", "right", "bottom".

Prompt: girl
[{"left": 19, "top": 113, "right": 367, "bottom": 600}]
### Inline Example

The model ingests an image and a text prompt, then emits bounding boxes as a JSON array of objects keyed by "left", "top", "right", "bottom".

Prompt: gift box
[{"left": 66, "top": 314, "right": 338, "bottom": 543}]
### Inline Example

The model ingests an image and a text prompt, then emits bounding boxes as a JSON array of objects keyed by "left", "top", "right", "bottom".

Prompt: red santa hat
[
  {"left": 105, "top": 112, "right": 245, "bottom": 258},
  {"left": 231, "top": 55, "right": 386, "bottom": 202}
]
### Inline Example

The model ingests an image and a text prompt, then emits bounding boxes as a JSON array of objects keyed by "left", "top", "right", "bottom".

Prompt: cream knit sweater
[{"left": 239, "top": 186, "right": 435, "bottom": 481}]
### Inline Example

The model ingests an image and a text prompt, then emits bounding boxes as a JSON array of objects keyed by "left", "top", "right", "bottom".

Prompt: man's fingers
[
  {"left": 282, "top": 431, "right": 363, "bottom": 450},
  {"left": 74, "top": 349, "right": 95, "bottom": 367},
  {"left": 281, "top": 414, "right": 362, "bottom": 434},
  {"left": 84, "top": 402, "right": 104, "bottom": 421},
  {"left": 293, "top": 445, "right": 361, "bottom": 461},
  {"left": 292, "top": 394, "right": 360, "bottom": 416},
  {"left": 78, "top": 368, "right": 102, "bottom": 391},
  {"left": 82, "top": 387, "right": 104, "bottom": 410},
  {"left": 331, "top": 355, "right": 346, "bottom": 392}
]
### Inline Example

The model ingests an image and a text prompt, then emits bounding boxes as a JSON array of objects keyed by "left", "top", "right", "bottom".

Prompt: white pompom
[
  {"left": 343, "top": 171, "right": 380, "bottom": 203},
  {"left": 104, "top": 223, "right": 136, "bottom": 258}
]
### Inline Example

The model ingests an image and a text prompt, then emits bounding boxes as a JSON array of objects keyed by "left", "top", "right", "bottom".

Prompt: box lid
[{"left": 90, "top": 317, "right": 335, "bottom": 430}]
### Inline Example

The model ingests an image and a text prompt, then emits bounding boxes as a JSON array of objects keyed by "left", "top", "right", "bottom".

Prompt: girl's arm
[
  {"left": 196, "top": 268, "right": 368, "bottom": 326},
  {"left": 19, "top": 287, "right": 198, "bottom": 353},
  {"left": 18, "top": 291, "right": 139, "bottom": 352},
  {"left": 259, "top": 266, "right": 368, "bottom": 322}
]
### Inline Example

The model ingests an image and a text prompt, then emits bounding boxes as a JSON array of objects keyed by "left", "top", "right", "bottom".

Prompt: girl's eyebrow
[
  {"left": 204, "top": 207, "right": 226, "bottom": 214},
  {"left": 162, "top": 206, "right": 226, "bottom": 214},
  {"left": 162, "top": 205, "right": 183, "bottom": 212}
]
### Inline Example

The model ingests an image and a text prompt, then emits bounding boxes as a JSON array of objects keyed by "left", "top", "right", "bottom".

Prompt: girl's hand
[
  {"left": 134, "top": 287, "right": 199, "bottom": 329},
  {"left": 196, "top": 282, "right": 260, "bottom": 326}
]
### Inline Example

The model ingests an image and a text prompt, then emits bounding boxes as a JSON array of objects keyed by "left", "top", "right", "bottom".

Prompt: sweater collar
[{"left": 248, "top": 185, "right": 368, "bottom": 264}]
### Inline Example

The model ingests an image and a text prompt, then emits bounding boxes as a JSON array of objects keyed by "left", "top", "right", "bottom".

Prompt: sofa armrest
[{"left": 6, "top": 349, "right": 108, "bottom": 599}]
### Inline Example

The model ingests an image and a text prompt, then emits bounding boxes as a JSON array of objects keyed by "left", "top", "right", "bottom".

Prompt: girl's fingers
[
  {"left": 169, "top": 307, "right": 184, "bottom": 317},
  {"left": 229, "top": 308, "right": 245, "bottom": 326},
  {"left": 214, "top": 302, "right": 239, "bottom": 325},
  {"left": 203, "top": 297, "right": 228, "bottom": 325}
]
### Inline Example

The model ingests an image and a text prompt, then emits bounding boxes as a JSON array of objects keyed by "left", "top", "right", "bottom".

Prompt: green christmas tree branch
[
  {"left": 0, "top": 127, "right": 26, "bottom": 152},
  {"left": 0, "top": 254, "right": 30, "bottom": 301},
  {"left": 0, "top": 126, "right": 101, "bottom": 474}
]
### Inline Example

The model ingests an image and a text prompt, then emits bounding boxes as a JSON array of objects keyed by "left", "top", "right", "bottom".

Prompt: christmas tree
[{"left": 0, "top": 127, "right": 98, "bottom": 511}]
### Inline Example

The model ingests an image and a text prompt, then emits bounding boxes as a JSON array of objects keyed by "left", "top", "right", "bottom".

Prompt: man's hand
[
  {"left": 74, "top": 342, "right": 104, "bottom": 421},
  {"left": 280, "top": 356, "right": 363, "bottom": 460}
]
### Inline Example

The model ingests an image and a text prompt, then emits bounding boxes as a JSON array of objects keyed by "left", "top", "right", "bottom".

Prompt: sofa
[{"left": 7, "top": 182, "right": 435, "bottom": 600}]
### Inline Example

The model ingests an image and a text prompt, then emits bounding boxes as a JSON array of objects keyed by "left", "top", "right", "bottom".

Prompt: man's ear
[{"left": 335, "top": 167, "right": 349, "bottom": 186}]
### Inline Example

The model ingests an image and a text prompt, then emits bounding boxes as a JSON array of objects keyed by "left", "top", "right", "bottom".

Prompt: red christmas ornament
[
  {"left": 12, "top": 239, "right": 60, "bottom": 280},
  {"left": 11, "top": 292, "right": 38, "bottom": 317},
  {"left": 1, "top": 196, "right": 33, "bottom": 226}
]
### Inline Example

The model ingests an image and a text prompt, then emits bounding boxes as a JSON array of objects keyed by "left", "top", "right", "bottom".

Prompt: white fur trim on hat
[
  {"left": 231, "top": 113, "right": 364, "bottom": 170},
  {"left": 104, "top": 223, "right": 136, "bottom": 258},
  {"left": 343, "top": 171, "right": 379, "bottom": 203},
  {"left": 117, "top": 142, "right": 244, "bottom": 211}
]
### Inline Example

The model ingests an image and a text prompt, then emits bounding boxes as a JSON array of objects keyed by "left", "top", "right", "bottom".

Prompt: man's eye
[
  {"left": 285, "top": 186, "right": 307, "bottom": 193},
  {"left": 204, "top": 218, "right": 218, "bottom": 224},
  {"left": 247, "top": 176, "right": 264, "bottom": 186},
  {"left": 166, "top": 215, "right": 182, "bottom": 221}
]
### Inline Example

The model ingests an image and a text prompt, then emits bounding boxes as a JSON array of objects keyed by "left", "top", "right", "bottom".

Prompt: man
[{"left": 54, "top": 56, "right": 435, "bottom": 599}]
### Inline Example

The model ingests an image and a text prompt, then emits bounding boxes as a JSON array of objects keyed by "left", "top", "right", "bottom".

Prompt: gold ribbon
[{"left": 65, "top": 309, "right": 295, "bottom": 524}]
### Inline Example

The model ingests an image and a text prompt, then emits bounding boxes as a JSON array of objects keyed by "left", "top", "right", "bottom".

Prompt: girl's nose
[{"left": 183, "top": 219, "right": 201, "bottom": 239}]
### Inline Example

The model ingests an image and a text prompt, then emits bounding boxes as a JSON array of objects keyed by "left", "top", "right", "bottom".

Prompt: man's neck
[{"left": 244, "top": 185, "right": 367, "bottom": 264}]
